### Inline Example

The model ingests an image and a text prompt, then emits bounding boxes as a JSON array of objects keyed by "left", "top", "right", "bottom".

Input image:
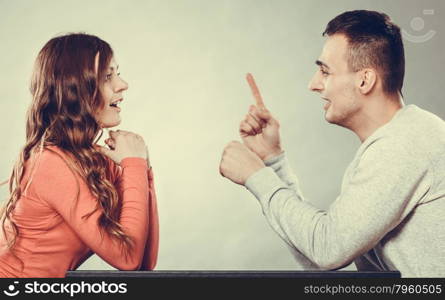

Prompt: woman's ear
[{"left": 356, "top": 68, "right": 377, "bottom": 95}]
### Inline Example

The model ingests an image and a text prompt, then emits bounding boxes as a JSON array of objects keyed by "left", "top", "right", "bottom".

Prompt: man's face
[{"left": 308, "top": 34, "right": 361, "bottom": 127}]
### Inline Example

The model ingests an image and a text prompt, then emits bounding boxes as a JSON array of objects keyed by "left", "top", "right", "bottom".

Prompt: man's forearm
[
  {"left": 245, "top": 167, "right": 328, "bottom": 268},
  {"left": 245, "top": 167, "right": 353, "bottom": 270},
  {"left": 264, "top": 152, "right": 304, "bottom": 196}
]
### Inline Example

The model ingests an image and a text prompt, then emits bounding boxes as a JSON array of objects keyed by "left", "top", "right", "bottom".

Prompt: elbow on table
[
  {"left": 114, "top": 255, "right": 144, "bottom": 271},
  {"left": 312, "top": 252, "right": 354, "bottom": 271},
  {"left": 117, "top": 260, "right": 156, "bottom": 271},
  {"left": 116, "top": 260, "right": 142, "bottom": 271},
  {"left": 145, "top": 258, "right": 157, "bottom": 271}
]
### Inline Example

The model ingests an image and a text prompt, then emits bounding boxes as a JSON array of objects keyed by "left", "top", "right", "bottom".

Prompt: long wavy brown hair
[{"left": 0, "top": 33, "right": 133, "bottom": 264}]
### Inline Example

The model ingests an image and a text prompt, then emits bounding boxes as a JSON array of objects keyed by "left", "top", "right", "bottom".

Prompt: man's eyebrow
[{"left": 315, "top": 60, "right": 330, "bottom": 70}]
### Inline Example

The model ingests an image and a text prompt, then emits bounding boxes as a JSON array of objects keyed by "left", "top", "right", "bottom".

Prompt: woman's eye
[
  {"left": 105, "top": 73, "right": 112, "bottom": 80},
  {"left": 117, "top": 72, "right": 121, "bottom": 76}
]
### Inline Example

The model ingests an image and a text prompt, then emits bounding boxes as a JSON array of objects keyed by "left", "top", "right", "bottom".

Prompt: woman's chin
[{"left": 101, "top": 120, "right": 121, "bottom": 129}]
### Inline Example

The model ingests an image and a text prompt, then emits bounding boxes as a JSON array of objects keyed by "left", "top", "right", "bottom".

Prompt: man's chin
[
  {"left": 324, "top": 111, "right": 341, "bottom": 125},
  {"left": 324, "top": 111, "right": 334, "bottom": 123}
]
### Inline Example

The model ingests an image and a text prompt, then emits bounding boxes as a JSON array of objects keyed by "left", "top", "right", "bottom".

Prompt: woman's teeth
[{"left": 110, "top": 99, "right": 122, "bottom": 108}]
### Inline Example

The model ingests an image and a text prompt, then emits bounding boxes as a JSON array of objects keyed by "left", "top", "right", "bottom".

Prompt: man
[{"left": 219, "top": 10, "right": 445, "bottom": 277}]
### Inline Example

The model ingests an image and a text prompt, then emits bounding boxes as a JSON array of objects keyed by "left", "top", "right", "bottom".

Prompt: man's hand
[
  {"left": 219, "top": 141, "right": 265, "bottom": 185},
  {"left": 241, "top": 73, "right": 283, "bottom": 161}
]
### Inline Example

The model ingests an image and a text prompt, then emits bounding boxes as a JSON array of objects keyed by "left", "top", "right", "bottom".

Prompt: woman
[{"left": 0, "top": 33, "right": 159, "bottom": 277}]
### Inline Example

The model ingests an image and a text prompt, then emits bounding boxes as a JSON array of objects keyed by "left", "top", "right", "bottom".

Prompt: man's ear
[{"left": 356, "top": 68, "right": 377, "bottom": 95}]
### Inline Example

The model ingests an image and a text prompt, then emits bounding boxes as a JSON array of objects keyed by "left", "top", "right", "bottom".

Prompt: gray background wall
[{"left": 0, "top": 0, "right": 444, "bottom": 271}]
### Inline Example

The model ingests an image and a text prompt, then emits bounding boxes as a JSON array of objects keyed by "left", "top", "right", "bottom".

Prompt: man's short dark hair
[{"left": 323, "top": 10, "right": 405, "bottom": 95}]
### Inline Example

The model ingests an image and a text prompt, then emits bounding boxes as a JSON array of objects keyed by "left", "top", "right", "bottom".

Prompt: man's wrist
[
  {"left": 242, "top": 157, "right": 266, "bottom": 185},
  {"left": 263, "top": 149, "right": 284, "bottom": 161},
  {"left": 243, "top": 166, "right": 267, "bottom": 186}
]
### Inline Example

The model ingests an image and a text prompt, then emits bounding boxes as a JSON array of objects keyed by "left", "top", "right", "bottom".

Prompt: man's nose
[{"left": 308, "top": 72, "right": 323, "bottom": 93}]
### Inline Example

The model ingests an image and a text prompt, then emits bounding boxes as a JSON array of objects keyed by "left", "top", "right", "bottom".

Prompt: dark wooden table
[{"left": 66, "top": 270, "right": 401, "bottom": 278}]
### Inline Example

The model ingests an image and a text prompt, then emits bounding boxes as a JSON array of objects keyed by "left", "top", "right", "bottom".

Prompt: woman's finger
[
  {"left": 105, "top": 138, "right": 116, "bottom": 150},
  {"left": 109, "top": 130, "right": 119, "bottom": 140}
]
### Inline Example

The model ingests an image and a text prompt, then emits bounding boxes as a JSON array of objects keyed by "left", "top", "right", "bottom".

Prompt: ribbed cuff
[{"left": 264, "top": 152, "right": 286, "bottom": 168}]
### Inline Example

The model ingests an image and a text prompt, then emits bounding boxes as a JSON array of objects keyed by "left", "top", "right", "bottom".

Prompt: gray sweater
[{"left": 245, "top": 105, "right": 445, "bottom": 277}]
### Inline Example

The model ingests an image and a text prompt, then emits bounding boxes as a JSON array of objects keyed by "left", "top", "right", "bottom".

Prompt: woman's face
[{"left": 95, "top": 54, "right": 128, "bottom": 128}]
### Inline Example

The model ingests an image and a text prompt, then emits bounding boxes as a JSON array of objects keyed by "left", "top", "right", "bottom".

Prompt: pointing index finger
[{"left": 246, "top": 73, "right": 266, "bottom": 108}]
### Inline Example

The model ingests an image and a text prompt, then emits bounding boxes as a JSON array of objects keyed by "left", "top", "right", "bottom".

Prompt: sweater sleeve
[
  {"left": 108, "top": 160, "right": 159, "bottom": 270},
  {"left": 139, "top": 168, "right": 159, "bottom": 270},
  {"left": 261, "top": 152, "right": 319, "bottom": 269},
  {"left": 245, "top": 137, "right": 432, "bottom": 269},
  {"left": 264, "top": 152, "right": 304, "bottom": 196},
  {"left": 34, "top": 151, "right": 151, "bottom": 271}
]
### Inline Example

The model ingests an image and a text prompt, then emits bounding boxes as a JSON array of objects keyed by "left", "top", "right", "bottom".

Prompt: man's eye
[{"left": 320, "top": 69, "right": 329, "bottom": 76}]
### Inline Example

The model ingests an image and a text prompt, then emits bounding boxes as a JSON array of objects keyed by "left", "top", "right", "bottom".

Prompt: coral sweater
[{"left": 0, "top": 145, "right": 159, "bottom": 277}]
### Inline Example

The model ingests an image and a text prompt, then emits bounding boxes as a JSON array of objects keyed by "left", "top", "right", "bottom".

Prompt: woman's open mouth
[{"left": 110, "top": 98, "right": 123, "bottom": 111}]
